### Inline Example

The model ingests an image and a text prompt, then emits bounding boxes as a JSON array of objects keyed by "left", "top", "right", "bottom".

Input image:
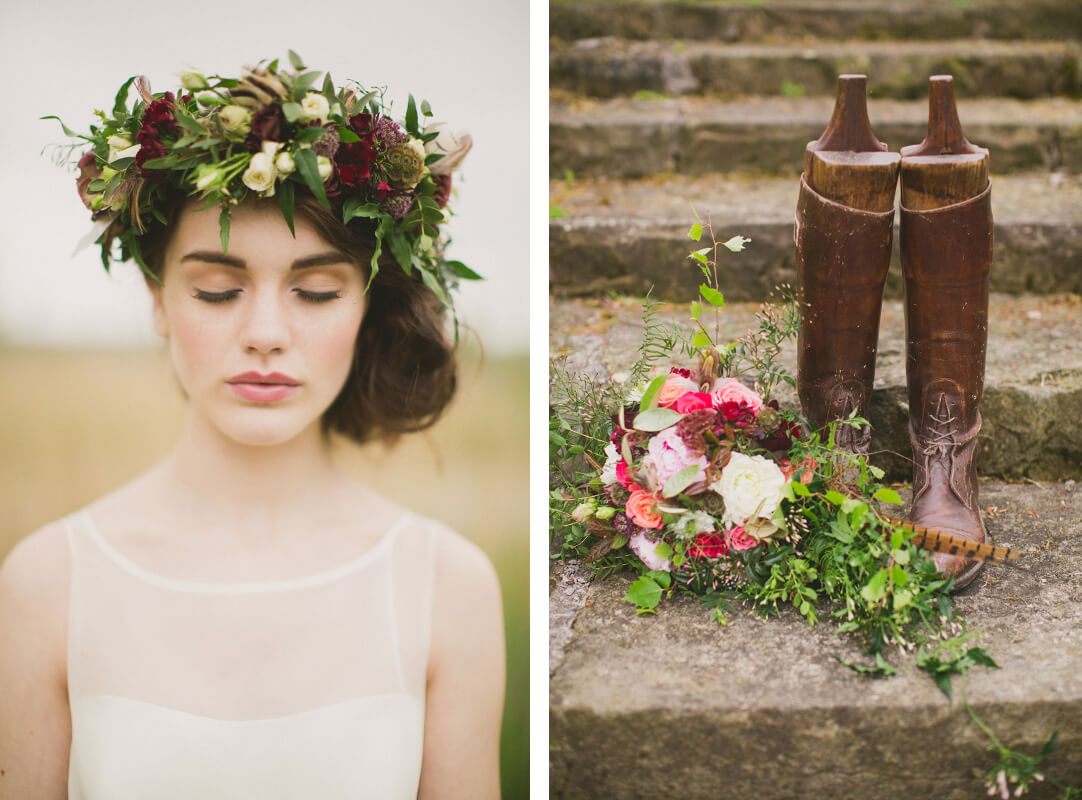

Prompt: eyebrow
[{"left": 179, "top": 251, "right": 353, "bottom": 270}]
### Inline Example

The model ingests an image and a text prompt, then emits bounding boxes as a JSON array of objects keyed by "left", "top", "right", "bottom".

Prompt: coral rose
[
  {"left": 657, "top": 373, "right": 701, "bottom": 408},
  {"left": 625, "top": 488, "right": 663, "bottom": 529}
]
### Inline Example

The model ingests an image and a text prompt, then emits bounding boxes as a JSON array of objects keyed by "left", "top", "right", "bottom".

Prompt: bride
[{"left": 0, "top": 56, "right": 503, "bottom": 798}]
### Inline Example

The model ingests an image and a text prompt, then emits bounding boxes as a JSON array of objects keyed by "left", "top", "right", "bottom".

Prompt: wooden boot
[
  {"left": 900, "top": 75, "right": 993, "bottom": 590},
  {"left": 795, "top": 75, "right": 899, "bottom": 454}
]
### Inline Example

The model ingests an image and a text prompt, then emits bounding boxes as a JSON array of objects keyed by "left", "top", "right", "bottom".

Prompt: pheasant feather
[{"left": 879, "top": 512, "right": 1021, "bottom": 564}]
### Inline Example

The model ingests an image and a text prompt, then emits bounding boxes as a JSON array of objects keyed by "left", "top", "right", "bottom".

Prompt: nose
[{"left": 240, "top": 288, "right": 291, "bottom": 355}]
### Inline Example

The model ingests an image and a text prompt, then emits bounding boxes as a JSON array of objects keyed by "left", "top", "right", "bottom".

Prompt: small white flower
[
  {"left": 275, "top": 151, "right": 296, "bottom": 176},
  {"left": 241, "top": 152, "right": 276, "bottom": 196},
  {"left": 316, "top": 155, "right": 333, "bottom": 182},
  {"left": 571, "top": 502, "right": 596, "bottom": 523},
  {"left": 600, "top": 442, "right": 621, "bottom": 486},
  {"left": 299, "top": 92, "right": 330, "bottom": 123},
  {"left": 194, "top": 165, "right": 222, "bottom": 192}
]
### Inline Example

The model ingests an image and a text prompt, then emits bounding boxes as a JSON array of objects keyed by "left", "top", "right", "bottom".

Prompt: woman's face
[{"left": 150, "top": 201, "right": 367, "bottom": 447}]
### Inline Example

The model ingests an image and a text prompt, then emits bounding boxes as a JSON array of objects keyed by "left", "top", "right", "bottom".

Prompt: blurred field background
[{"left": 0, "top": 343, "right": 529, "bottom": 797}]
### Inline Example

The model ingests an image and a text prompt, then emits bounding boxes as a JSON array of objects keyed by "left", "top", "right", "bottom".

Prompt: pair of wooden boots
[{"left": 795, "top": 74, "right": 993, "bottom": 590}]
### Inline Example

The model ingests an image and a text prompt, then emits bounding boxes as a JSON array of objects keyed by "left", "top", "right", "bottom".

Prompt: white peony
[
  {"left": 600, "top": 442, "right": 621, "bottom": 486},
  {"left": 711, "top": 452, "right": 786, "bottom": 528},
  {"left": 299, "top": 92, "right": 330, "bottom": 123}
]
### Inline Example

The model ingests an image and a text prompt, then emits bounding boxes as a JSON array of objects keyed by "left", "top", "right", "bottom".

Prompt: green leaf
[
  {"left": 292, "top": 126, "right": 327, "bottom": 143},
  {"left": 834, "top": 653, "right": 897, "bottom": 677},
  {"left": 891, "top": 565, "right": 908, "bottom": 587},
  {"left": 892, "top": 548, "right": 910, "bottom": 565},
  {"left": 638, "top": 374, "right": 667, "bottom": 411},
  {"left": 653, "top": 543, "right": 674, "bottom": 564},
  {"left": 443, "top": 260, "right": 483, "bottom": 280},
  {"left": 293, "top": 148, "right": 329, "bottom": 208},
  {"left": 662, "top": 465, "right": 701, "bottom": 498},
  {"left": 873, "top": 487, "right": 903, "bottom": 505},
  {"left": 623, "top": 575, "right": 663, "bottom": 610},
  {"left": 173, "top": 110, "right": 205, "bottom": 135},
  {"left": 824, "top": 489, "right": 846, "bottom": 506},
  {"left": 277, "top": 180, "right": 296, "bottom": 236},
  {"left": 282, "top": 102, "right": 303, "bottom": 123},
  {"left": 418, "top": 267, "right": 448, "bottom": 305},
  {"left": 218, "top": 206, "right": 232, "bottom": 253},
  {"left": 632, "top": 408, "right": 682, "bottom": 432},
  {"left": 112, "top": 76, "right": 136, "bottom": 118},
  {"left": 687, "top": 222, "right": 703, "bottom": 241},
  {"left": 420, "top": 99, "right": 432, "bottom": 117},
  {"left": 691, "top": 331, "right": 712, "bottom": 349},
  {"left": 611, "top": 533, "right": 628, "bottom": 550},
  {"left": 389, "top": 229, "right": 412, "bottom": 273},
  {"left": 405, "top": 94, "right": 419, "bottom": 134},
  {"left": 690, "top": 301, "right": 702, "bottom": 322},
  {"left": 288, "top": 50, "right": 305, "bottom": 71},
  {"left": 41, "top": 115, "right": 79, "bottom": 138},
  {"left": 892, "top": 589, "right": 913, "bottom": 610},
  {"left": 860, "top": 568, "right": 889, "bottom": 603},
  {"left": 342, "top": 198, "right": 381, "bottom": 223},
  {"left": 293, "top": 70, "right": 323, "bottom": 97},
  {"left": 722, "top": 235, "right": 751, "bottom": 252},
  {"left": 699, "top": 284, "right": 725, "bottom": 307},
  {"left": 338, "top": 127, "right": 360, "bottom": 143},
  {"left": 790, "top": 480, "right": 811, "bottom": 497},
  {"left": 967, "top": 647, "right": 999, "bottom": 670}
]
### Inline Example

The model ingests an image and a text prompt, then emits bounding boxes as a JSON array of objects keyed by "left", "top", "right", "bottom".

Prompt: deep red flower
[
  {"left": 688, "top": 532, "right": 729, "bottom": 559},
  {"left": 432, "top": 174, "right": 452, "bottom": 209},
  {"left": 135, "top": 135, "right": 166, "bottom": 180},
  {"left": 335, "top": 114, "right": 377, "bottom": 188},
  {"left": 719, "top": 400, "right": 755, "bottom": 423},
  {"left": 142, "top": 93, "right": 177, "bottom": 131}
]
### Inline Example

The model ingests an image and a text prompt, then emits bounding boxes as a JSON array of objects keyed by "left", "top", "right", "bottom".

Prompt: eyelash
[{"left": 191, "top": 289, "right": 343, "bottom": 304}]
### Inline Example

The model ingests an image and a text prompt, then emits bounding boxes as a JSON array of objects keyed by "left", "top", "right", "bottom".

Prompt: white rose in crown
[
  {"left": 241, "top": 141, "right": 282, "bottom": 196},
  {"left": 299, "top": 92, "right": 330, "bottom": 123},
  {"left": 712, "top": 452, "right": 786, "bottom": 530}
]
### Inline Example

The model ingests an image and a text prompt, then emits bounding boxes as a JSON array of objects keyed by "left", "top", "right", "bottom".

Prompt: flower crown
[{"left": 49, "top": 51, "right": 479, "bottom": 306}]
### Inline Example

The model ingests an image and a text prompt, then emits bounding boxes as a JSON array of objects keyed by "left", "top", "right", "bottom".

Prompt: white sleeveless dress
[{"left": 63, "top": 509, "right": 436, "bottom": 800}]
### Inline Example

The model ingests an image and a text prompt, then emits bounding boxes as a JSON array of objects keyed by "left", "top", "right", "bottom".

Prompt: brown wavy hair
[{"left": 139, "top": 194, "right": 457, "bottom": 445}]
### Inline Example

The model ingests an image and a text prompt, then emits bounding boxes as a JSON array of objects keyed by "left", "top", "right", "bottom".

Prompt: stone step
[
  {"left": 551, "top": 0, "right": 1082, "bottom": 44},
  {"left": 549, "top": 95, "right": 1082, "bottom": 179},
  {"left": 551, "top": 38, "right": 1081, "bottom": 99},
  {"left": 550, "top": 477, "right": 1082, "bottom": 798},
  {"left": 549, "top": 293, "right": 1082, "bottom": 482},
  {"left": 550, "top": 173, "right": 1082, "bottom": 301}
]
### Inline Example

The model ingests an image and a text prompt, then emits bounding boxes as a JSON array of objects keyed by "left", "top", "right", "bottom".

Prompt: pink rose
[
  {"left": 688, "top": 532, "right": 729, "bottom": 559},
  {"left": 625, "top": 488, "right": 664, "bottom": 529},
  {"left": 672, "top": 391, "right": 713, "bottom": 413},
  {"left": 657, "top": 373, "right": 701, "bottom": 408},
  {"left": 724, "top": 526, "right": 758, "bottom": 552},
  {"left": 616, "top": 460, "right": 636, "bottom": 490},
  {"left": 644, "top": 427, "right": 709, "bottom": 487},
  {"left": 711, "top": 378, "right": 764, "bottom": 413}
]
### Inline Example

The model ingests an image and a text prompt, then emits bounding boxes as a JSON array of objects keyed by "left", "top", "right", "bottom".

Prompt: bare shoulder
[
  {"left": 426, "top": 519, "right": 502, "bottom": 613},
  {"left": 0, "top": 519, "right": 71, "bottom": 620}
]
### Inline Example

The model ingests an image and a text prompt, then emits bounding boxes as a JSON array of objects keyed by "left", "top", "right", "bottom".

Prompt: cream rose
[
  {"left": 241, "top": 153, "right": 276, "bottom": 195},
  {"left": 600, "top": 442, "right": 621, "bottom": 486},
  {"left": 299, "top": 92, "right": 331, "bottom": 123},
  {"left": 219, "top": 104, "right": 252, "bottom": 139},
  {"left": 275, "top": 151, "right": 296, "bottom": 176},
  {"left": 316, "top": 155, "right": 333, "bottom": 182},
  {"left": 711, "top": 452, "right": 786, "bottom": 528}
]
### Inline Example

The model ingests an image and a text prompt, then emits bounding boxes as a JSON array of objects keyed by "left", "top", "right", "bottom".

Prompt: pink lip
[{"left": 227, "top": 372, "right": 300, "bottom": 403}]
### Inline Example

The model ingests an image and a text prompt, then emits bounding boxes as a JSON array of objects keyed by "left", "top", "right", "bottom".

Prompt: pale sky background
[{"left": 0, "top": 0, "right": 529, "bottom": 354}]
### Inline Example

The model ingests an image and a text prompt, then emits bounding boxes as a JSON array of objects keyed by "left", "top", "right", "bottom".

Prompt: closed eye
[
  {"left": 296, "top": 289, "right": 342, "bottom": 303},
  {"left": 193, "top": 289, "right": 241, "bottom": 304}
]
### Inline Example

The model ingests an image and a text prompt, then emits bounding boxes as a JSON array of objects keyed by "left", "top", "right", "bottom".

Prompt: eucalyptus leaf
[
  {"left": 638, "top": 374, "right": 667, "bottom": 411},
  {"left": 632, "top": 407, "right": 682, "bottom": 432},
  {"left": 662, "top": 465, "right": 701, "bottom": 498}
]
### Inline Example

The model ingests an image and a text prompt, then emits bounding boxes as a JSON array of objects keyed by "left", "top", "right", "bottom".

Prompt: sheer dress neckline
[{"left": 77, "top": 509, "right": 412, "bottom": 595}]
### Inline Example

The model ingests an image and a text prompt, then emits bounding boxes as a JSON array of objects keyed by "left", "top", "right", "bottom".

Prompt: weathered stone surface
[
  {"left": 551, "top": 38, "right": 1081, "bottom": 100},
  {"left": 550, "top": 480, "right": 1082, "bottom": 799},
  {"left": 549, "top": 294, "right": 1082, "bottom": 481},
  {"left": 551, "top": 0, "right": 1082, "bottom": 44},
  {"left": 550, "top": 95, "right": 1082, "bottom": 178},
  {"left": 549, "top": 173, "right": 1082, "bottom": 299}
]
